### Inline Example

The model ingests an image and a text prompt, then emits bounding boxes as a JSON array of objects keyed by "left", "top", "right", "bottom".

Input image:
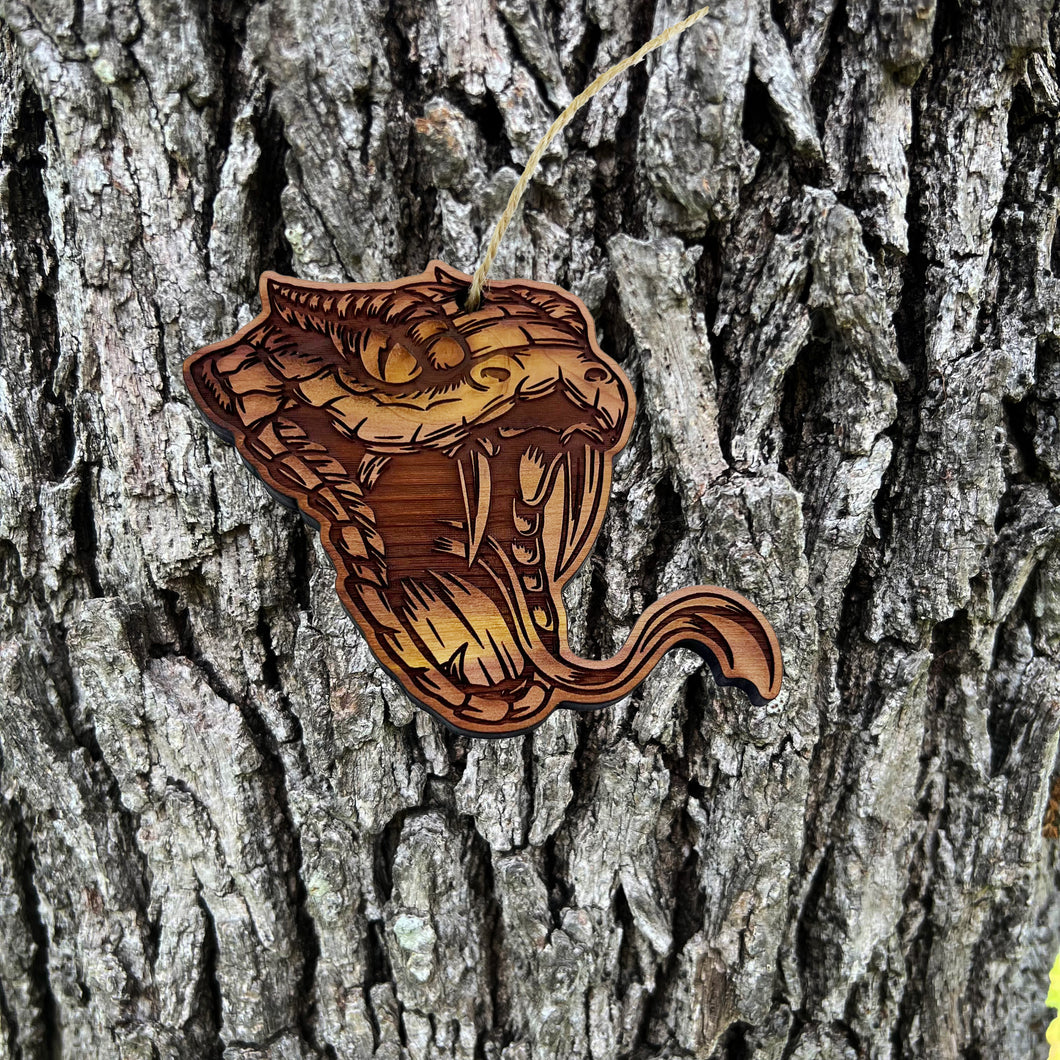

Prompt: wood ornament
[{"left": 183, "top": 263, "right": 782, "bottom": 736}]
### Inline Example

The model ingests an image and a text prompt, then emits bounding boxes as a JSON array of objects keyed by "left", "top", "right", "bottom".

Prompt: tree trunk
[{"left": 1, "top": 0, "right": 1059, "bottom": 1057}]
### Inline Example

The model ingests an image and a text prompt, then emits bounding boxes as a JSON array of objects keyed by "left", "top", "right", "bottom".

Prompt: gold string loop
[{"left": 464, "top": 4, "right": 711, "bottom": 311}]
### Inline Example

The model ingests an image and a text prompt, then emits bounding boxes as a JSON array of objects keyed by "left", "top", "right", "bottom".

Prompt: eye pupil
[{"left": 383, "top": 344, "right": 421, "bottom": 384}]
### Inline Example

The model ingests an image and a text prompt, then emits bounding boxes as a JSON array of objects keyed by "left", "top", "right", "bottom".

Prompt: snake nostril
[
  {"left": 480, "top": 366, "right": 511, "bottom": 383},
  {"left": 584, "top": 367, "right": 608, "bottom": 383}
]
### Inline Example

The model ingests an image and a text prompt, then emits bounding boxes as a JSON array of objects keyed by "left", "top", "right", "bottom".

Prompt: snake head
[{"left": 185, "top": 262, "right": 633, "bottom": 459}]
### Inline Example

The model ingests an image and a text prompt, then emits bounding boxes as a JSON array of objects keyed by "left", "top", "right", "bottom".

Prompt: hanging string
[{"left": 464, "top": 3, "right": 711, "bottom": 311}]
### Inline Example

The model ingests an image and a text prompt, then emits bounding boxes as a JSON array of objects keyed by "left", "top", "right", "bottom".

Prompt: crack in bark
[
  {"left": 150, "top": 297, "right": 172, "bottom": 408},
  {"left": 465, "top": 825, "right": 505, "bottom": 1048},
  {"left": 256, "top": 612, "right": 328, "bottom": 1055},
  {"left": 589, "top": 0, "right": 658, "bottom": 249},
  {"left": 72, "top": 460, "right": 103, "bottom": 598},
  {"left": 717, "top": 1019, "right": 753, "bottom": 1060},
  {"left": 361, "top": 909, "right": 393, "bottom": 1052},
  {"left": 538, "top": 831, "right": 571, "bottom": 936},
  {"left": 615, "top": 881, "right": 657, "bottom": 1052},
  {"left": 156, "top": 589, "right": 327, "bottom": 1053},
  {"left": 190, "top": 888, "right": 226, "bottom": 1058},
  {"left": 200, "top": 0, "right": 245, "bottom": 275},
  {"left": 245, "top": 83, "right": 295, "bottom": 277},
  {"left": 1, "top": 77, "right": 70, "bottom": 485},
  {"left": 493, "top": 13, "right": 558, "bottom": 126},
  {"left": 8, "top": 795, "right": 60, "bottom": 1059}
]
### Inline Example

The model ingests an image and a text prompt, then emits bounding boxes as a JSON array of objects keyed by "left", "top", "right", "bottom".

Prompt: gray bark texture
[{"left": 1, "top": 0, "right": 1059, "bottom": 1057}]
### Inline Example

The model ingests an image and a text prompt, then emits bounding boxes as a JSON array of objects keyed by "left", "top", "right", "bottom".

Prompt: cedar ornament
[{"left": 184, "top": 263, "right": 782, "bottom": 736}]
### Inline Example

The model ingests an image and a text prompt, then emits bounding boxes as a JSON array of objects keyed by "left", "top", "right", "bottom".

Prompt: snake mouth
[{"left": 320, "top": 419, "right": 617, "bottom": 734}]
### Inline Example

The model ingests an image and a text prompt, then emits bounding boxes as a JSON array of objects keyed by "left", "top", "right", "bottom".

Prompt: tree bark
[{"left": 1, "top": 0, "right": 1059, "bottom": 1057}]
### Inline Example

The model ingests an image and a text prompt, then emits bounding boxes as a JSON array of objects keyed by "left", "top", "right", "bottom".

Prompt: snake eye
[
  {"left": 407, "top": 320, "right": 467, "bottom": 372},
  {"left": 383, "top": 344, "right": 420, "bottom": 384},
  {"left": 427, "top": 336, "right": 466, "bottom": 371}
]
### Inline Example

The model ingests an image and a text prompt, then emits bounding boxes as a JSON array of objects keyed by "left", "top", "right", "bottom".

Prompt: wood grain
[{"left": 184, "top": 262, "right": 782, "bottom": 735}]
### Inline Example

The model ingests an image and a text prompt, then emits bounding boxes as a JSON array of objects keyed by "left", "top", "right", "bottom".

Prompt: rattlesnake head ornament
[{"left": 184, "top": 263, "right": 782, "bottom": 736}]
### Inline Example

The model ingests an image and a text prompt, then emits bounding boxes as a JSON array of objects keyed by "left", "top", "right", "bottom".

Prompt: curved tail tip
[
  {"left": 680, "top": 587, "right": 783, "bottom": 705},
  {"left": 701, "top": 648, "right": 782, "bottom": 706}
]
